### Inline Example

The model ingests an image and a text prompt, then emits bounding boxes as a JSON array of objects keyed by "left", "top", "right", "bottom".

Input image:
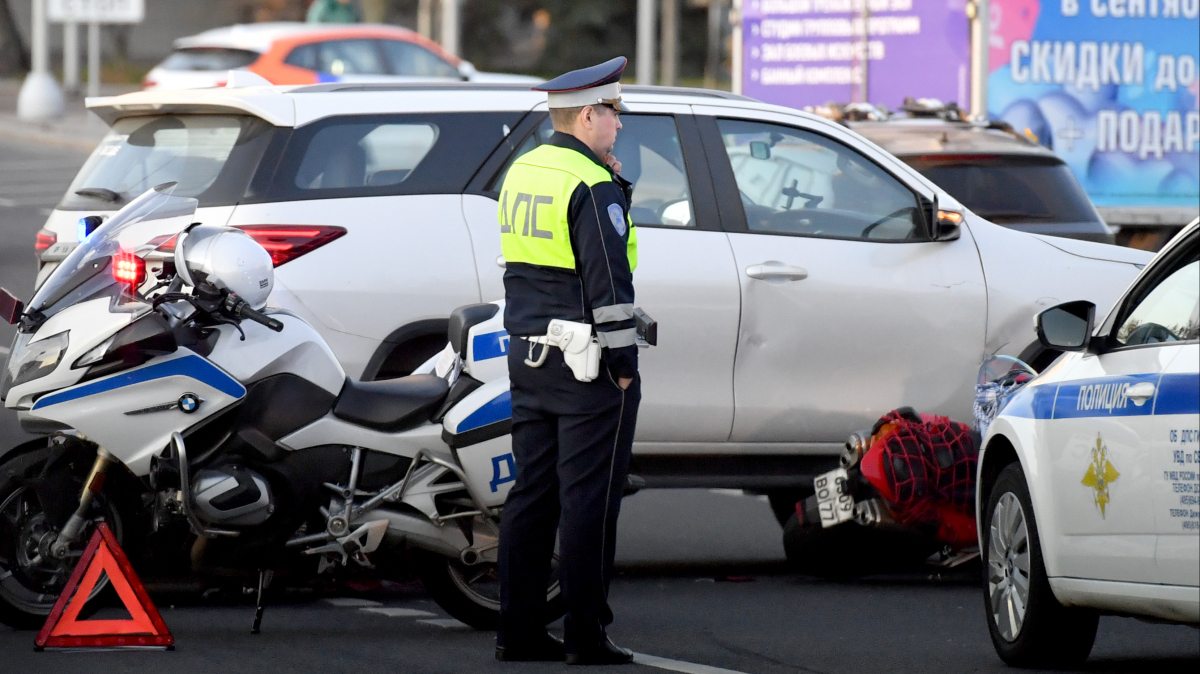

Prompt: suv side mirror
[
  {"left": 928, "top": 194, "right": 961, "bottom": 241},
  {"left": 1036, "top": 300, "right": 1096, "bottom": 351}
]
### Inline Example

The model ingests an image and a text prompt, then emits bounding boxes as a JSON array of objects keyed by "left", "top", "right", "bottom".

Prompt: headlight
[{"left": 6, "top": 331, "right": 69, "bottom": 387}]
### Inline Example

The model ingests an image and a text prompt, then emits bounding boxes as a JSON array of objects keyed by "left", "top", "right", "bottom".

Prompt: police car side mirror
[{"left": 1036, "top": 301, "right": 1096, "bottom": 352}]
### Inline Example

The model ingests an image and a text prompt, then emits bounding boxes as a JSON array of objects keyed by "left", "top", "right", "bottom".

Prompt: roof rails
[{"left": 289, "top": 81, "right": 754, "bottom": 101}]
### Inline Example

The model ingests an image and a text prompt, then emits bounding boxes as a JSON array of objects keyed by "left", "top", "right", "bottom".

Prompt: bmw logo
[{"left": 178, "top": 393, "right": 201, "bottom": 414}]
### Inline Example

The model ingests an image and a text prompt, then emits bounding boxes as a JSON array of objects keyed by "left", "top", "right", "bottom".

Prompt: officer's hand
[
  {"left": 604, "top": 154, "right": 622, "bottom": 174},
  {"left": 618, "top": 377, "right": 633, "bottom": 390}
]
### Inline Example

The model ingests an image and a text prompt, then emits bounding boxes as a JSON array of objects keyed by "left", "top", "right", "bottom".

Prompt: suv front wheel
[{"left": 983, "top": 463, "right": 1099, "bottom": 668}]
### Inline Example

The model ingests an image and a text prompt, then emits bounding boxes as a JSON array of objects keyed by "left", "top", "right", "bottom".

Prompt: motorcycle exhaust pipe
[{"left": 375, "top": 508, "right": 468, "bottom": 559}]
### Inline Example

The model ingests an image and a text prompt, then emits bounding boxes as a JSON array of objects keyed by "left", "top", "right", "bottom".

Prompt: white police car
[{"left": 977, "top": 219, "right": 1199, "bottom": 668}]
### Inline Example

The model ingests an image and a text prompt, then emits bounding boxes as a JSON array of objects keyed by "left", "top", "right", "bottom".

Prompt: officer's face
[{"left": 587, "top": 105, "right": 622, "bottom": 157}]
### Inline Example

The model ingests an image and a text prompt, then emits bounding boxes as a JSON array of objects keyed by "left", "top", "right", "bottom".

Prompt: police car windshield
[
  {"left": 30, "top": 187, "right": 197, "bottom": 316},
  {"left": 903, "top": 155, "right": 1100, "bottom": 225}
]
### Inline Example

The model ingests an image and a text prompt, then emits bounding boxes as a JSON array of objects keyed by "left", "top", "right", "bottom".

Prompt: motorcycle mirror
[{"left": 0, "top": 287, "right": 23, "bottom": 324}]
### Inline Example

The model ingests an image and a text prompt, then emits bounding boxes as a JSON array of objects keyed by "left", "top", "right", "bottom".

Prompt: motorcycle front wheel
[
  {"left": 0, "top": 445, "right": 141, "bottom": 629},
  {"left": 413, "top": 549, "right": 564, "bottom": 630}
]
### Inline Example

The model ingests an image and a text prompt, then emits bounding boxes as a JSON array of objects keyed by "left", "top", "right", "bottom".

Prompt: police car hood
[{"left": 1029, "top": 234, "right": 1153, "bottom": 267}]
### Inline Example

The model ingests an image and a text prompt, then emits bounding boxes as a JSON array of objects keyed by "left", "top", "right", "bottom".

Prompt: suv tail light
[
  {"left": 35, "top": 229, "right": 57, "bottom": 253},
  {"left": 234, "top": 225, "right": 347, "bottom": 267}
]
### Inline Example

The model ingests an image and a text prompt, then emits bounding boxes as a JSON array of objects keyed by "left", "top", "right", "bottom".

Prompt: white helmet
[{"left": 175, "top": 226, "right": 274, "bottom": 309}]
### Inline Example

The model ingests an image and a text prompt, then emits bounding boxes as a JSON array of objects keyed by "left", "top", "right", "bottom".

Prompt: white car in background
[
  {"left": 977, "top": 220, "right": 1198, "bottom": 668},
  {"left": 27, "top": 82, "right": 1151, "bottom": 510}
]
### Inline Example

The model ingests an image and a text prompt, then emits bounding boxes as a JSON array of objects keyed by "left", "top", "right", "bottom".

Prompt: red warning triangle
[{"left": 35, "top": 522, "right": 173, "bottom": 649}]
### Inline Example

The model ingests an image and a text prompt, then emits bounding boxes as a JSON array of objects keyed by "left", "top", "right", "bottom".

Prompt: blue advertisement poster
[{"left": 988, "top": 0, "right": 1200, "bottom": 208}]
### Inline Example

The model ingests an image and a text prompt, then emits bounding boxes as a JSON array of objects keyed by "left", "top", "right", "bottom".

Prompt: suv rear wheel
[{"left": 983, "top": 463, "right": 1098, "bottom": 667}]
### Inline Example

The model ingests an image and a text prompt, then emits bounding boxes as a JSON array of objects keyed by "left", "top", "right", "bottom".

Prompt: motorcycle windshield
[{"left": 29, "top": 184, "right": 198, "bottom": 316}]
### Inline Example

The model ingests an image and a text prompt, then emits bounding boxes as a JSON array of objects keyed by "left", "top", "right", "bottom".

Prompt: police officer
[{"left": 495, "top": 57, "right": 640, "bottom": 666}]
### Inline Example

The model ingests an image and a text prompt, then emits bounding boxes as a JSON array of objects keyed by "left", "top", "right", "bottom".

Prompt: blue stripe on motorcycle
[
  {"left": 471, "top": 330, "right": 509, "bottom": 361},
  {"left": 32, "top": 354, "right": 245, "bottom": 410},
  {"left": 1154, "top": 372, "right": 1200, "bottom": 415},
  {"left": 458, "top": 390, "right": 511, "bottom": 432}
]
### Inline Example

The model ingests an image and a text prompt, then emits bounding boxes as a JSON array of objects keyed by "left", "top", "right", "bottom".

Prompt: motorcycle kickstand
[{"left": 251, "top": 569, "right": 274, "bottom": 634}]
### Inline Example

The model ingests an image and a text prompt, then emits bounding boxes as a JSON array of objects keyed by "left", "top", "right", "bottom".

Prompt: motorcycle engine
[{"left": 191, "top": 465, "right": 274, "bottom": 526}]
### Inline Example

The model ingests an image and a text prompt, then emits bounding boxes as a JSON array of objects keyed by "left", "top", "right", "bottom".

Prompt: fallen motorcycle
[
  {"left": 0, "top": 185, "right": 594, "bottom": 630},
  {"left": 783, "top": 356, "right": 1038, "bottom": 576}
]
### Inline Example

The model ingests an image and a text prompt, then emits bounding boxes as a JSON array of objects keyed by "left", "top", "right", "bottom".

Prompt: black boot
[
  {"left": 495, "top": 632, "right": 566, "bottom": 662},
  {"left": 565, "top": 635, "right": 634, "bottom": 666}
]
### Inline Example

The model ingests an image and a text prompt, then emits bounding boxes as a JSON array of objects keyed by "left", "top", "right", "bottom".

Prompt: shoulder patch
[{"left": 607, "top": 203, "right": 627, "bottom": 237}]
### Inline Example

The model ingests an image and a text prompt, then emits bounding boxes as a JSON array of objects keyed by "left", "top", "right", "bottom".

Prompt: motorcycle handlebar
[{"left": 237, "top": 303, "right": 284, "bottom": 332}]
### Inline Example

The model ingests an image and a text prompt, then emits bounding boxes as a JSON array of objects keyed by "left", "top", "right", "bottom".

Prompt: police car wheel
[
  {"left": 983, "top": 463, "right": 1098, "bottom": 668},
  {"left": 413, "top": 550, "right": 564, "bottom": 630}
]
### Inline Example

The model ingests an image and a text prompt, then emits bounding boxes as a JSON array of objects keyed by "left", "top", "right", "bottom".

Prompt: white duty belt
[{"left": 523, "top": 319, "right": 601, "bottom": 382}]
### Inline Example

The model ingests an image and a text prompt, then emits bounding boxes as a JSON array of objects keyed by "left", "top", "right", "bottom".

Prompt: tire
[
  {"left": 413, "top": 550, "right": 565, "bottom": 630},
  {"left": 781, "top": 513, "right": 939, "bottom": 577},
  {"left": 0, "top": 446, "right": 141, "bottom": 629},
  {"left": 767, "top": 488, "right": 813, "bottom": 527},
  {"left": 983, "top": 463, "right": 1098, "bottom": 668}
]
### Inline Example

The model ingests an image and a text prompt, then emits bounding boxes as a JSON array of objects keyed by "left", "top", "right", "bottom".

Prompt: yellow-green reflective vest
[{"left": 498, "top": 144, "right": 638, "bottom": 272}]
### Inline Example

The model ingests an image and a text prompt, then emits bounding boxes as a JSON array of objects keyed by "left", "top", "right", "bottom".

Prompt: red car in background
[{"left": 142, "top": 22, "right": 538, "bottom": 90}]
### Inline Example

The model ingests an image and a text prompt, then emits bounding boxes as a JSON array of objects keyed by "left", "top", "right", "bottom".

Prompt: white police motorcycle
[{"left": 0, "top": 184, "right": 554, "bottom": 630}]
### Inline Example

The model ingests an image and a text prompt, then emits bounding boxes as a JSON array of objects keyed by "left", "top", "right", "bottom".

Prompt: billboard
[
  {"left": 988, "top": 0, "right": 1200, "bottom": 208},
  {"left": 741, "top": 0, "right": 972, "bottom": 110}
]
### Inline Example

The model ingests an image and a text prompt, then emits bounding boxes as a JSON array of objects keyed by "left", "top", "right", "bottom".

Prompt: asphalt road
[
  {"left": 0, "top": 136, "right": 91, "bottom": 455},
  {"left": 0, "top": 134, "right": 1196, "bottom": 674}
]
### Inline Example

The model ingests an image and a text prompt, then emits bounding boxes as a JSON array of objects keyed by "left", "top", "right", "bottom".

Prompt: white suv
[{"left": 32, "top": 82, "right": 1151, "bottom": 505}]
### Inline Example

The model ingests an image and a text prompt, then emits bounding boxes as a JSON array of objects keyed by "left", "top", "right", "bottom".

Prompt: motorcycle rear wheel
[
  {"left": 413, "top": 550, "right": 564, "bottom": 630},
  {"left": 0, "top": 446, "right": 139, "bottom": 629}
]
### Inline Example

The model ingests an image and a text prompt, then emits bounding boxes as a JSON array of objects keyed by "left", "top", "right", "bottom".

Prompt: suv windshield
[
  {"left": 60, "top": 114, "right": 273, "bottom": 210},
  {"left": 902, "top": 155, "right": 1100, "bottom": 224},
  {"left": 31, "top": 186, "right": 198, "bottom": 316}
]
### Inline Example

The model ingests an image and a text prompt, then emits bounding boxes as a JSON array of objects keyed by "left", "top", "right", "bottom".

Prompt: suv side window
[
  {"left": 716, "top": 119, "right": 923, "bottom": 241},
  {"left": 1114, "top": 247, "right": 1200, "bottom": 347},
  {"left": 286, "top": 39, "right": 387, "bottom": 76},
  {"left": 489, "top": 115, "right": 696, "bottom": 227},
  {"left": 263, "top": 112, "right": 521, "bottom": 201},
  {"left": 378, "top": 39, "right": 460, "bottom": 78}
]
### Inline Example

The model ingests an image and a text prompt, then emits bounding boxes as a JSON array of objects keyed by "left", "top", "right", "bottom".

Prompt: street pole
[
  {"left": 636, "top": 0, "right": 656, "bottom": 85},
  {"left": 17, "top": 0, "right": 64, "bottom": 119},
  {"left": 660, "top": 0, "right": 678, "bottom": 87},
  {"left": 857, "top": 3, "right": 869, "bottom": 103},
  {"left": 440, "top": 0, "right": 459, "bottom": 56},
  {"left": 63, "top": 20, "right": 79, "bottom": 94},
  {"left": 730, "top": 0, "right": 742, "bottom": 95},
  {"left": 417, "top": 0, "right": 433, "bottom": 40},
  {"left": 704, "top": 0, "right": 723, "bottom": 90},
  {"left": 969, "top": 0, "right": 989, "bottom": 119},
  {"left": 87, "top": 21, "right": 100, "bottom": 98}
]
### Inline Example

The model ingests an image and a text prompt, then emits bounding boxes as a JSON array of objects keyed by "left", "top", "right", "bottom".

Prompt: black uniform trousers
[{"left": 498, "top": 344, "right": 639, "bottom": 650}]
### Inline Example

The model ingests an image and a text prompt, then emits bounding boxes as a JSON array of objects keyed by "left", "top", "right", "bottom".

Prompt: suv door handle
[
  {"left": 1126, "top": 382, "right": 1155, "bottom": 405},
  {"left": 745, "top": 262, "right": 808, "bottom": 281}
]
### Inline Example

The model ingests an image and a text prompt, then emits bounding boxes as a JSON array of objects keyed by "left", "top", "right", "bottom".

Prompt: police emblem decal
[
  {"left": 178, "top": 393, "right": 201, "bottom": 414},
  {"left": 607, "top": 203, "right": 627, "bottom": 236},
  {"left": 1081, "top": 434, "right": 1119, "bottom": 517}
]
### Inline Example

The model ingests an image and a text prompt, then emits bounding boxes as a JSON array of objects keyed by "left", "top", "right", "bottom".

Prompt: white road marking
[
  {"left": 0, "top": 198, "right": 14, "bottom": 207},
  {"left": 633, "top": 652, "right": 752, "bottom": 674},
  {"left": 416, "top": 618, "right": 469, "bottom": 629},
  {"left": 0, "top": 346, "right": 9, "bottom": 356},
  {"left": 361, "top": 607, "right": 436, "bottom": 618},
  {"left": 324, "top": 597, "right": 382, "bottom": 608}
]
